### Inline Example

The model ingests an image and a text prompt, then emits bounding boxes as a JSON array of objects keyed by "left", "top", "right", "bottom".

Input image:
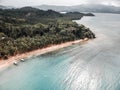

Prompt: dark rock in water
[
  {"left": 84, "top": 13, "right": 95, "bottom": 16},
  {"left": 91, "top": 33, "right": 96, "bottom": 38}
]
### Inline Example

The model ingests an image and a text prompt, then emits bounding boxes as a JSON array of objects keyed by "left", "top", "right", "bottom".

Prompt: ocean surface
[{"left": 0, "top": 13, "right": 120, "bottom": 90}]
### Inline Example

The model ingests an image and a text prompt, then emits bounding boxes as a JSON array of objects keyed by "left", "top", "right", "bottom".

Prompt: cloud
[
  {"left": 111, "top": 0, "right": 120, "bottom": 6},
  {"left": 0, "top": 0, "right": 120, "bottom": 7},
  {"left": 0, "top": 0, "right": 3, "bottom": 2},
  {"left": 84, "top": 0, "right": 120, "bottom": 6}
]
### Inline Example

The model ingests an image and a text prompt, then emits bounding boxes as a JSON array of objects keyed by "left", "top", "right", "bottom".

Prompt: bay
[{"left": 0, "top": 13, "right": 120, "bottom": 90}]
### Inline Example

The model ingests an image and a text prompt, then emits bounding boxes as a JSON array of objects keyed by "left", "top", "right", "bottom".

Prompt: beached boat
[
  {"left": 20, "top": 59, "right": 25, "bottom": 62},
  {"left": 13, "top": 61, "right": 18, "bottom": 65}
]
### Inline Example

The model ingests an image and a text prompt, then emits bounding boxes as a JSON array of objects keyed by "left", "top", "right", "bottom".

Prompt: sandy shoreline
[{"left": 0, "top": 39, "right": 88, "bottom": 70}]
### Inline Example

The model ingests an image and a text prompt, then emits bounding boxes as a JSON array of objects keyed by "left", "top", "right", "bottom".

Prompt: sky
[{"left": 0, "top": 0, "right": 120, "bottom": 7}]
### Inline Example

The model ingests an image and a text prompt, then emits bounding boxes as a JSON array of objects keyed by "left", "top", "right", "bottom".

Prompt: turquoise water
[{"left": 0, "top": 13, "right": 120, "bottom": 90}]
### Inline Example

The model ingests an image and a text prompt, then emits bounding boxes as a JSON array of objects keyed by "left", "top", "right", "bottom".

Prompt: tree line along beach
[{"left": 0, "top": 7, "right": 95, "bottom": 69}]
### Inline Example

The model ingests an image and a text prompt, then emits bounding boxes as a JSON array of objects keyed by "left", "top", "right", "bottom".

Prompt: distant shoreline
[{"left": 0, "top": 38, "right": 89, "bottom": 70}]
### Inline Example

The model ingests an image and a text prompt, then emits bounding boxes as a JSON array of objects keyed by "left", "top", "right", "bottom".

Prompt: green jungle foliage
[{"left": 0, "top": 7, "right": 95, "bottom": 59}]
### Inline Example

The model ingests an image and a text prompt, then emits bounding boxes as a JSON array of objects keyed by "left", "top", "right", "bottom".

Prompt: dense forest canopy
[{"left": 0, "top": 7, "right": 95, "bottom": 60}]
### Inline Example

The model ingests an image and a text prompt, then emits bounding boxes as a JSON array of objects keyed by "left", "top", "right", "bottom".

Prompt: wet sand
[{"left": 0, "top": 39, "right": 88, "bottom": 70}]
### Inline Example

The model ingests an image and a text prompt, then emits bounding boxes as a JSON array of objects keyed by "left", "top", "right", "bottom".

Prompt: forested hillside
[{"left": 0, "top": 7, "right": 95, "bottom": 60}]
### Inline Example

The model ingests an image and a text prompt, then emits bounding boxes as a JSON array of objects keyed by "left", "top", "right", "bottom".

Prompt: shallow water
[{"left": 0, "top": 13, "right": 120, "bottom": 90}]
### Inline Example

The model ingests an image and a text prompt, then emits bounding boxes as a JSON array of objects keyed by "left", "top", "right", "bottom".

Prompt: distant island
[
  {"left": 35, "top": 4, "right": 120, "bottom": 14},
  {"left": 0, "top": 7, "right": 95, "bottom": 60},
  {"left": 1, "top": 4, "right": 120, "bottom": 14}
]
